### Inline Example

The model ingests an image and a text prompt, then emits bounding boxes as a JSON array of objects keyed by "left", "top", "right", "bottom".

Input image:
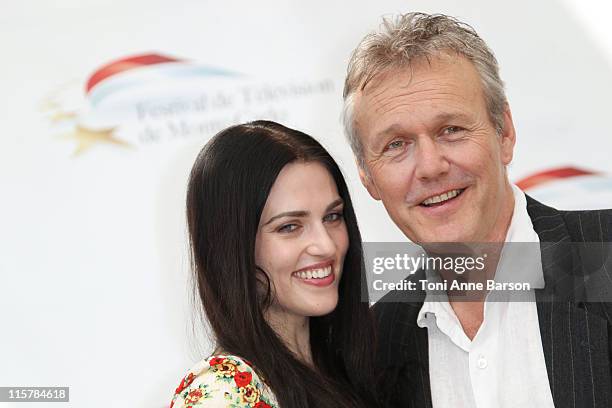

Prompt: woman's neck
[{"left": 265, "top": 307, "right": 313, "bottom": 366}]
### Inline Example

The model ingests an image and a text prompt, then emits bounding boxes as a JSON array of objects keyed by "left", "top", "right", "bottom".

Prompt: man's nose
[{"left": 413, "top": 137, "right": 450, "bottom": 180}]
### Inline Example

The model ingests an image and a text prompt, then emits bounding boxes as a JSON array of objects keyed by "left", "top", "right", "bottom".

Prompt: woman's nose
[{"left": 305, "top": 224, "right": 336, "bottom": 257}]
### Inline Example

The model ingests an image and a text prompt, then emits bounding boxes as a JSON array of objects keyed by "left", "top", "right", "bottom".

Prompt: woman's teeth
[{"left": 294, "top": 265, "right": 332, "bottom": 279}]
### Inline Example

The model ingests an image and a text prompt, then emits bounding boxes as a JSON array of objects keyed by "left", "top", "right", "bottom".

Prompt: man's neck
[{"left": 447, "top": 182, "right": 516, "bottom": 339}]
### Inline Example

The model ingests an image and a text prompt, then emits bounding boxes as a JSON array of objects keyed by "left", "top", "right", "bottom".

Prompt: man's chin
[{"left": 406, "top": 224, "right": 475, "bottom": 244}]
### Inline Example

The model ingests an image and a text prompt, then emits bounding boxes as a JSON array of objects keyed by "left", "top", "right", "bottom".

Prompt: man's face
[{"left": 353, "top": 54, "right": 516, "bottom": 243}]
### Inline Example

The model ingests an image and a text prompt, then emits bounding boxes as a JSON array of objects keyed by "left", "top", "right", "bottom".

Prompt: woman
[{"left": 170, "top": 120, "right": 378, "bottom": 408}]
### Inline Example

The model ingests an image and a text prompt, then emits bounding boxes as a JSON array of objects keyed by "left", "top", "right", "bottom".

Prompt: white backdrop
[{"left": 2, "top": 0, "right": 612, "bottom": 406}]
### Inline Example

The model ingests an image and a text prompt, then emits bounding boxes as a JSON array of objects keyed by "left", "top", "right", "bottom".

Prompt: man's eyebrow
[
  {"left": 370, "top": 124, "right": 407, "bottom": 151},
  {"left": 376, "top": 124, "right": 406, "bottom": 138},
  {"left": 263, "top": 198, "right": 344, "bottom": 226},
  {"left": 431, "top": 112, "right": 472, "bottom": 124}
]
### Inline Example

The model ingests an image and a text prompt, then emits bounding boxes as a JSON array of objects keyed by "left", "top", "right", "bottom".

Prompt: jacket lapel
[
  {"left": 373, "top": 270, "right": 432, "bottom": 408},
  {"left": 526, "top": 195, "right": 610, "bottom": 408},
  {"left": 527, "top": 195, "right": 574, "bottom": 408}
]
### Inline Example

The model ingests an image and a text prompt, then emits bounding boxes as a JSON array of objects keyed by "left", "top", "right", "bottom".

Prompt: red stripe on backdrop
[
  {"left": 516, "top": 167, "right": 597, "bottom": 191},
  {"left": 85, "top": 54, "right": 181, "bottom": 93}
]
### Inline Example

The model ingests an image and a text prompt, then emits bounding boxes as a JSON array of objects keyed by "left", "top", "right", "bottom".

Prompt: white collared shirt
[{"left": 417, "top": 185, "right": 555, "bottom": 408}]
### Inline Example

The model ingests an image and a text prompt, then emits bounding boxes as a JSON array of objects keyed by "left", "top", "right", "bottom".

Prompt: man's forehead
[
  {"left": 359, "top": 51, "right": 464, "bottom": 92},
  {"left": 354, "top": 54, "right": 482, "bottom": 117}
]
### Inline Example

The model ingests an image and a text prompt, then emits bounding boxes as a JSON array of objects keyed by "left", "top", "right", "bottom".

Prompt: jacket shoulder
[
  {"left": 557, "top": 208, "right": 612, "bottom": 242},
  {"left": 526, "top": 195, "right": 612, "bottom": 241}
]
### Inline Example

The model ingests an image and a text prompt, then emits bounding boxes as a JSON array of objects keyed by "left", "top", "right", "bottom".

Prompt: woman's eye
[
  {"left": 277, "top": 224, "right": 299, "bottom": 233},
  {"left": 324, "top": 212, "right": 344, "bottom": 223}
]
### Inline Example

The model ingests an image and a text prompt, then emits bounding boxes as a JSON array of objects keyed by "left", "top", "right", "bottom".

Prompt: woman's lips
[
  {"left": 297, "top": 272, "right": 335, "bottom": 287},
  {"left": 292, "top": 264, "right": 335, "bottom": 287}
]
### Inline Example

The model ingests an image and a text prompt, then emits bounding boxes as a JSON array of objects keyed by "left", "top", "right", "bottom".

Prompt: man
[{"left": 342, "top": 13, "right": 612, "bottom": 408}]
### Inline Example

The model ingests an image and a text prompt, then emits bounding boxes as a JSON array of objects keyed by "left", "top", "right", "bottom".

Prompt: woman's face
[{"left": 255, "top": 161, "right": 349, "bottom": 319}]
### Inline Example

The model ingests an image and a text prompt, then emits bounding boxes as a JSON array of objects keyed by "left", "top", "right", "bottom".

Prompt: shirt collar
[{"left": 506, "top": 183, "right": 539, "bottom": 243}]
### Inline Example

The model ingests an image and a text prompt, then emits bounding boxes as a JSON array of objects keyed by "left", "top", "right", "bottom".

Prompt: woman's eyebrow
[
  {"left": 263, "top": 198, "right": 344, "bottom": 226},
  {"left": 263, "top": 210, "right": 308, "bottom": 226},
  {"left": 326, "top": 198, "right": 344, "bottom": 211}
]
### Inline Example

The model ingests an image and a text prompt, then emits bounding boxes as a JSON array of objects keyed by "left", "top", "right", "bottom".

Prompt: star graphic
[{"left": 60, "top": 125, "right": 131, "bottom": 156}]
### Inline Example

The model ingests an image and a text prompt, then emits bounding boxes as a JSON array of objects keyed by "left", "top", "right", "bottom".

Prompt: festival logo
[
  {"left": 516, "top": 166, "right": 612, "bottom": 209},
  {"left": 42, "top": 53, "right": 335, "bottom": 155}
]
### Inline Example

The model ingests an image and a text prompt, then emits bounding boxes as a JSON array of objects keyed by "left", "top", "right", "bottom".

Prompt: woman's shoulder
[{"left": 170, "top": 353, "right": 278, "bottom": 408}]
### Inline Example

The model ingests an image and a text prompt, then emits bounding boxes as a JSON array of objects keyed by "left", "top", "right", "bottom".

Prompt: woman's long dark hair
[{"left": 186, "top": 120, "right": 378, "bottom": 408}]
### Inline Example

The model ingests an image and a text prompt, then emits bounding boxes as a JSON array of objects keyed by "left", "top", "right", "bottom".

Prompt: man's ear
[
  {"left": 357, "top": 161, "right": 381, "bottom": 201},
  {"left": 499, "top": 104, "right": 516, "bottom": 165}
]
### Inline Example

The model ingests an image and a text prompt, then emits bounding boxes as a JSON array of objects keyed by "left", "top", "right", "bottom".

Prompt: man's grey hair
[{"left": 342, "top": 12, "right": 507, "bottom": 169}]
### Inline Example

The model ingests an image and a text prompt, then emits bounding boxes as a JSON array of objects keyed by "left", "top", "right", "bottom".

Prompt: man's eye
[
  {"left": 442, "top": 126, "right": 463, "bottom": 135},
  {"left": 382, "top": 140, "right": 409, "bottom": 156},
  {"left": 277, "top": 224, "right": 299, "bottom": 233},
  {"left": 323, "top": 212, "right": 344, "bottom": 223},
  {"left": 386, "top": 140, "right": 405, "bottom": 150}
]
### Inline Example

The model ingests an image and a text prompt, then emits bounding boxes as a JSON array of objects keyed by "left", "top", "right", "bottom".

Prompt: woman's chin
[{"left": 304, "top": 298, "right": 339, "bottom": 317}]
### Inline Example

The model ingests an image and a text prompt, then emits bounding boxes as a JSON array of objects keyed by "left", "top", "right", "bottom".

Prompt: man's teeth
[
  {"left": 422, "top": 189, "right": 462, "bottom": 206},
  {"left": 294, "top": 265, "right": 332, "bottom": 279}
]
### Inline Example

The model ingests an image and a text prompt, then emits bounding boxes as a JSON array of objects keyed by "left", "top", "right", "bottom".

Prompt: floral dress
[{"left": 170, "top": 354, "right": 279, "bottom": 408}]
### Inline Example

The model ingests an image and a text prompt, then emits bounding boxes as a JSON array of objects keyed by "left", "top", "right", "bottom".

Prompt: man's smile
[{"left": 419, "top": 188, "right": 466, "bottom": 207}]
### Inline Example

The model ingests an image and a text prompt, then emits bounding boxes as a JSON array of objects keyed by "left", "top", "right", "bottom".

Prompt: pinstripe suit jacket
[{"left": 373, "top": 196, "right": 612, "bottom": 408}]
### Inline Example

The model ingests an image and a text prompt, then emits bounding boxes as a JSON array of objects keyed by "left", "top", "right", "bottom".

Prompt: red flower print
[
  {"left": 234, "top": 371, "right": 253, "bottom": 388},
  {"left": 209, "top": 357, "right": 226, "bottom": 366},
  {"left": 185, "top": 388, "right": 204, "bottom": 405},
  {"left": 174, "top": 372, "right": 196, "bottom": 394},
  {"left": 240, "top": 384, "right": 260, "bottom": 403},
  {"left": 254, "top": 402, "right": 272, "bottom": 408}
]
